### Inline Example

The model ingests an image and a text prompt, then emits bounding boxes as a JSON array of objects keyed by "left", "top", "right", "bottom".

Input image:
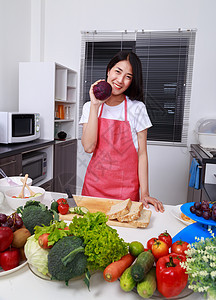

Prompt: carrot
[{"left": 103, "top": 253, "right": 135, "bottom": 282}]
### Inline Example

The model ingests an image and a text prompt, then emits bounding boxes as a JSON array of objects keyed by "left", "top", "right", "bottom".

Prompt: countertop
[
  {"left": 0, "top": 139, "right": 54, "bottom": 158},
  {"left": 0, "top": 192, "right": 204, "bottom": 300}
]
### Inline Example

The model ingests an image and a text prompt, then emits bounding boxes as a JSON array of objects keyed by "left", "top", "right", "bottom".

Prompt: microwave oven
[
  {"left": 0, "top": 112, "right": 40, "bottom": 144},
  {"left": 22, "top": 151, "right": 47, "bottom": 185}
]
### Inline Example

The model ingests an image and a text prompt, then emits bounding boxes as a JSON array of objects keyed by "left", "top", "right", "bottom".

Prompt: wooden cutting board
[{"left": 59, "top": 195, "right": 151, "bottom": 228}]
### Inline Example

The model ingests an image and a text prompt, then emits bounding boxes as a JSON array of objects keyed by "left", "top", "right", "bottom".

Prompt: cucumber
[
  {"left": 120, "top": 266, "right": 136, "bottom": 292},
  {"left": 31, "top": 193, "right": 42, "bottom": 198},
  {"left": 131, "top": 251, "right": 155, "bottom": 282},
  {"left": 68, "top": 206, "right": 89, "bottom": 215},
  {"left": 136, "top": 267, "right": 156, "bottom": 298}
]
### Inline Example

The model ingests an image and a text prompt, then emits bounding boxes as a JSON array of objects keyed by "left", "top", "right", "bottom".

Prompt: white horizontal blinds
[
  {"left": 136, "top": 30, "right": 196, "bottom": 145},
  {"left": 181, "top": 30, "right": 196, "bottom": 145},
  {"left": 79, "top": 31, "right": 136, "bottom": 138}
]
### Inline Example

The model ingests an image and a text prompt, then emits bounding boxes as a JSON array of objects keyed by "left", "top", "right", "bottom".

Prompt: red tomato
[
  {"left": 58, "top": 202, "right": 69, "bottom": 215},
  {"left": 158, "top": 231, "right": 172, "bottom": 248},
  {"left": 38, "top": 233, "right": 52, "bottom": 249},
  {"left": 152, "top": 240, "right": 169, "bottom": 260},
  {"left": 57, "top": 198, "right": 66, "bottom": 205},
  {"left": 147, "top": 237, "right": 158, "bottom": 250},
  {"left": 171, "top": 240, "right": 189, "bottom": 255},
  {"left": 0, "top": 247, "right": 20, "bottom": 271}
]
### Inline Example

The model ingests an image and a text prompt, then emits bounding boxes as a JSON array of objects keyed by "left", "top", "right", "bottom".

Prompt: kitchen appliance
[
  {"left": 0, "top": 112, "right": 40, "bottom": 144},
  {"left": 22, "top": 151, "right": 47, "bottom": 185},
  {"left": 196, "top": 118, "right": 216, "bottom": 148}
]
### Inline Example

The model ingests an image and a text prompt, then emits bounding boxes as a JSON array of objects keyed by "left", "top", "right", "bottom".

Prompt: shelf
[
  {"left": 55, "top": 100, "right": 76, "bottom": 104},
  {"left": 67, "top": 86, "right": 76, "bottom": 89},
  {"left": 19, "top": 62, "right": 77, "bottom": 141},
  {"left": 54, "top": 119, "right": 74, "bottom": 122}
]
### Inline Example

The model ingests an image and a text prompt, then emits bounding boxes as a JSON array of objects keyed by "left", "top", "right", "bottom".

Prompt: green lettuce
[
  {"left": 68, "top": 212, "right": 129, "bottom": 271},
  {"left": 24, "top": 235, "right": 49, "bottom": 275}
]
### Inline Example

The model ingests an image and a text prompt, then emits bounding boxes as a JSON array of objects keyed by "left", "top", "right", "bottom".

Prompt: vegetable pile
[
  {"left": 4, "top": 199, "right": 210, "bottom": 298},
  {"left": 103, "top": 230, "right": 189, "bottom": 299},
  {"left": 24, "top": 211, "right": 128, "bottom": 287}
]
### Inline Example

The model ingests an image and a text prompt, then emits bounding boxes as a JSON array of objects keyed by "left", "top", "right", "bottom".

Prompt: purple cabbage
[{"left": 93, "top": 81, "right": 112, "bottom": 100}]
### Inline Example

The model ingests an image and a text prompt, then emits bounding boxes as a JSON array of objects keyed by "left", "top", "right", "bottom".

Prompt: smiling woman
[{"left": 79, "top": 50, "right": 164, "bottom": 212}]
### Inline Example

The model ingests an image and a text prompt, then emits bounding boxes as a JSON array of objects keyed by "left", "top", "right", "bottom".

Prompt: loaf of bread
[
  {"left": 106, "top": 198, "right": 132, "bottom": 220},
  {"left": 117, "top": 202, "right": 143, "bottom": 222},
  {"left": 128, "top": 209, "right": 152, "bottom": 228}
]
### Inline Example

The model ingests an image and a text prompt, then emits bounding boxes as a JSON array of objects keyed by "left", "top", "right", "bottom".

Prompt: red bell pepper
[{"left": 156, "top": 253, "right": 188, "bottom": 298}]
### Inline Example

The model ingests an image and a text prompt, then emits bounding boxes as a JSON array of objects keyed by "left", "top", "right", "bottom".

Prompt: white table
[{"left": 0, "top": 192, "right": 204, "bottom": 300}]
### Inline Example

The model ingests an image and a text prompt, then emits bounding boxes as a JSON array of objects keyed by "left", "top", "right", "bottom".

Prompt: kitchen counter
[
  {"left": 0, "top": 139, "right": 54, "bottom": 159},
  {"left": 0, "top": 193, "right": 204, "bottom": 300}
]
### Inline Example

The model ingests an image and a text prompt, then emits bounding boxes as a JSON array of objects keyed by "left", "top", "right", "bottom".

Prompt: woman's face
[{"left": 107, "top": 60, "right": 133, "bottom": 96}]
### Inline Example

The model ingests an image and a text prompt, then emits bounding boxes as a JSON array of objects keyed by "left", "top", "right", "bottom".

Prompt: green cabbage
[{"left": 24, "top": 235, "right": 49, "bottom": 275}]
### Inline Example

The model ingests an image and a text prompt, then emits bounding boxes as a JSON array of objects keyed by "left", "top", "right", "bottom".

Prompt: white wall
[
  {"left": 2, "top": 0, "right": 216, "bottom": 205},
  {"left": 0, "top": 0, "right": 31, "bottom": 111}
]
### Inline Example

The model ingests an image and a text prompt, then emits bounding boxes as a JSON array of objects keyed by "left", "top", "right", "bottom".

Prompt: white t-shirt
[{"left": 79, "top": 96, "right": 152, "bottom": 151}]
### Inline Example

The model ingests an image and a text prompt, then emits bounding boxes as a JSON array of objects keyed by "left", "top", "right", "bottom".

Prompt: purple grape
[
  {"left": 190, "top": 205, "right": 196, "bottom": 214},
  {"left": 0, "top": 213, "right": 7, "bottom": 224},
  {"left": 6, "top": 216, "right": 13, "bottom": 227},
  {"left": 201, "top": 203, "right": 210, "bottom": 211},
  {"left": 211, "top": 203, "right": 216, "bottom": 210},
  {"left": 194, "top": 202, "right": 201, "bottom": 210},
  {"left": 195, "top": 210, "right": 203, "bottom": 217},
  {"left": 10, "top": 225, "right": 16, "bottom": 232},
  {"left": 1, "top": 221, "right": 11, "bottom": 228},
  {"left": 203, "top": 211, "right": 211, "bottom": 220},
  {"left": 15, "top": 218, "right": 23, "bottom": 229}
]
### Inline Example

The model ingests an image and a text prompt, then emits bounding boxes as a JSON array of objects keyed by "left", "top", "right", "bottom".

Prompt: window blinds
[
  {"left": 136, "top": 30, "right": 196, "bottom": 145},
  {"left": 79, "top": 29, "right": 196, "bottom": 145}
]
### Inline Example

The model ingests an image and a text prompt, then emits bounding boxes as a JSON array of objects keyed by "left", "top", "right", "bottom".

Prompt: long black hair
[{"left": 105, "top": 50, "right": 144, "bottom": 103}]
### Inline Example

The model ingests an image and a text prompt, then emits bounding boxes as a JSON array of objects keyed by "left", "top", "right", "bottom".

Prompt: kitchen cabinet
[
  {"left": 0, "top": 154, "right": 22, "bottom": 177},
  {"left": 53, "top": 139, "right": 77, "bottom": 194},
  {"left": 19, "top": 62, "right": 77, "bottom": 141},
  {"left": 0, "top": 140, "right": 54, "bottom": 190}
]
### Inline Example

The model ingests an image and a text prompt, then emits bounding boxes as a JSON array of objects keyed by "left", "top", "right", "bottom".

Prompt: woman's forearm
[
  {"left": 81, "top": 103, "right": 100, "bottom": 153},
  {"left": 137, "top": 130, "right": 150, "bottom": 198},
  {"left": 138, "top": 150, "right": 149, "bottom": 198}
]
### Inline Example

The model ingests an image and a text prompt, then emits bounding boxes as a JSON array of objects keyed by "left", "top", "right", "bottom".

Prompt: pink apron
[{"left": 82, "top": 97, "right": 139, "bottom": 201}]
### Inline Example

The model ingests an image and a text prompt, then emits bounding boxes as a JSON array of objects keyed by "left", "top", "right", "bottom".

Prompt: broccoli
[
  {"left": 17, "top": 200, "right": 54, "bottom": 235},
  {"left": 48, "top": 236, "right": 87, "bottom": 285}
]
